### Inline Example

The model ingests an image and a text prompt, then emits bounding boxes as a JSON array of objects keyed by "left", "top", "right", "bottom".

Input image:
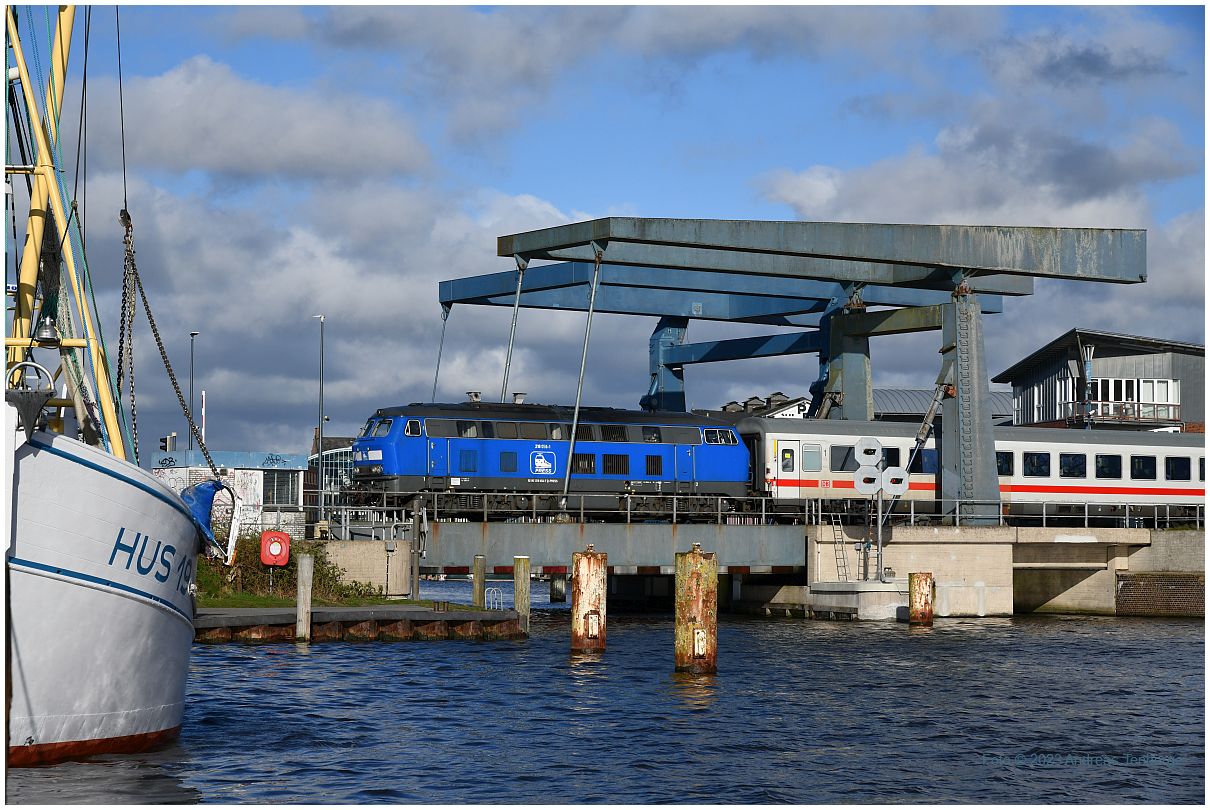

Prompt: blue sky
[{"left": 8, "top": 4, "right": 1204, "bottom": 455}]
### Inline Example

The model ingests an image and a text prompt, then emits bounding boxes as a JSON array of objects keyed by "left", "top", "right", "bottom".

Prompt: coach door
[
  {"left": 774, "top": 440, "right": 799, "bottom": 499},
  {"left": 675, "top": 444, "right": 695, "bottom": 493}
]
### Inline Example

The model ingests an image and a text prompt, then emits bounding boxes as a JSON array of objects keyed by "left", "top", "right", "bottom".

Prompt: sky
[{"left": 7, "top": 3, "right": 1205, "bottom": 458}]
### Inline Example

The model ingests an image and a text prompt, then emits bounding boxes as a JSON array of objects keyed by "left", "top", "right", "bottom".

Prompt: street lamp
[
  {"left": 313, "top": 314, "right": 325, "bottom": 526},
  {"left": 188, "top": 331, "right": 199, "bottom": 452}
]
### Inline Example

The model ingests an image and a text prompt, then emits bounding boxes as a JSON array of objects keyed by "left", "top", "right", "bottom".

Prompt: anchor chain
[{"left": 119, "top": 209, "right": 219, "bottom": 477}]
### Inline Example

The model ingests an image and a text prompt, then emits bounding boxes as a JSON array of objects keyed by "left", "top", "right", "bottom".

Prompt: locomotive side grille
[
  {"left": 572, "top": 453, "right": 596, "bottom": 474},
  {"left": 603, "top": 454, "right": 629, "bottom": 476},
  {"left": 646, "top": 455, "right": 662, "bottom": 476}
]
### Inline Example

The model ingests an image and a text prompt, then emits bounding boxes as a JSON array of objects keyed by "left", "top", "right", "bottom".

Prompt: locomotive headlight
[{"left": 369, "top": 464, "right": 383, "bottom": 475}]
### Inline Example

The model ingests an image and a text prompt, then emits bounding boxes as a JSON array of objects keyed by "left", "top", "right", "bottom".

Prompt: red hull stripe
[
  {"left": 8, "top": 725, "right": 180, "bottom": 768},
  {"left": 770, "top": 479, "right": 1203, "bottom": 497},
  {"left": 492, "top": 566, "right": 514, "bottom": 575}
]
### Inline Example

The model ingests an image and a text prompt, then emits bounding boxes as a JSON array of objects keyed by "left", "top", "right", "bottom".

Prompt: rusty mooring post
[
  {"left": 571, "top": 544, "right": 607, "bottom": 651},
  {"left": 295, "top": 553, "right": 314, "bottom": 642},
  {"left": 908, "top": 571, "right": 934, "bottom": 626},
  {"left": 549, "top": 573, "right": 567, "bottom": 602},
  {"left": 674, "top": 543, "right": 718, "bottom": 673},
  {"left": 472, "top": 554, "right": 486, "bottom": 609},
  {"left": 514, "top": 555, "right": 531, "bottom": 635}
]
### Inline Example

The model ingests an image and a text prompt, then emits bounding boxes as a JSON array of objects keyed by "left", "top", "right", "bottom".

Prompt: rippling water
[{"left": 7, "top": 580, "right": 1204, "bottom": 804}]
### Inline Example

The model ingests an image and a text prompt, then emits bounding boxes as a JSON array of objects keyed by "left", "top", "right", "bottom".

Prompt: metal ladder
[{"left": 829, "top": 513, "right": 850, "bottom": 582}]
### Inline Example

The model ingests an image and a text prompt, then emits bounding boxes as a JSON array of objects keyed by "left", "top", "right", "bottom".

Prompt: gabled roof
[{"left": 993, "top": 328, "right": 1204, "bottom": 384}]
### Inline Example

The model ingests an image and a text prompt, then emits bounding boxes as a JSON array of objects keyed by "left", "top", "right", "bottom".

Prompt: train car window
[
  {"left": 372, "top": 419, "right": 394, "bottom": 438},
  {"left": 1200, "top": 458, "right": 1205, "bottom": 482},
  {"left": 572, "top": 453, "right": 596, "bottom": 475},
  {"left": 1095, "top": 454, "right": 1122, "bottom": 479},
  {"left": 996, "top": 452, "right": 1013, "bottom": 476},
  {"left": 801, "top": 443, "right": 822, "bottom": 473},
  {"left": 908, "top": 449, "right": 938, "bottom": 474},
  {"left": 425, "top": 419, "right": 458, "bottom": 438},
  {"left": 882, "top": 448, "right": 901, "bottom": 468},
  {"left": 496, "top": 422, "right": 519, "bottom": 439},
  {"left": 575, "top": 424, "right": 596, "bottom": 442},
  {"left": 664, "top": 427, "right": 702, "bottom": 445},
  {"left": 1059, "top": 453, "right": 1087, "bottom": 478},
  {"left": 781, "top": 447, "right": 795, "bottom": 473},
  {"left": 646, "top": 455, "right": 662, "bottom": 476},
  {"left": 1165, "top": 457, "right": 1191, "bottom": 481},
  {"left": 480, "top": 422, "right": 495, "bottom": 439},
  {"left": 642, "top": 426, "right": 662, "bottom": 443},
  {"left": 459, "top": 449, "right": 477, "bottom": 473},
  {"left": 1130, "top": 455, "right": 1157, "bottom": 480},
  {"left": 600, "top": 424, "right": 628, "bottom": 442},
  {"left": 830, "top": 446, "right": 860, "bottom": 472},
  {"left": 500, "top": 451, "right": 518, "bottom": 473},
  {"left": 456, "top": 420, "right": 478, "bottom": 438},
  {"left": 404, "top": 419, "right": 422, "bottom": 437},
  {"left": 604, "top": 454, "right": 629, "bottom": 476},
  {"left": 520, "top": 422, "right": 548, "bottom": 440},
  {"left": 359, "top": 419, "right": 376, "bottom": 437},
  {"left": 1023, "top": 452, "right": 1050, "bottom": 477}
]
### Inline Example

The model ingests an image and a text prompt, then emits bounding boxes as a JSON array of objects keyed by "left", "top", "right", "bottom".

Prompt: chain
[
  {"left": 120, "top": 212, "right": 219, "bottom": 477},
  {"left": 117, "top": 209, "right": 139, "bottom": 460}
]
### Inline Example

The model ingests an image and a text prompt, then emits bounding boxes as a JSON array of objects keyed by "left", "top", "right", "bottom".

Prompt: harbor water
[{"left": 6, "top": 580, "right": 1204, "bottom": 804}]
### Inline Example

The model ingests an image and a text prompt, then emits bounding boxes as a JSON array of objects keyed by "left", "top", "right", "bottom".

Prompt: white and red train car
[{"left": 736, "top": 417, "right": 1205, "bottom": 518}]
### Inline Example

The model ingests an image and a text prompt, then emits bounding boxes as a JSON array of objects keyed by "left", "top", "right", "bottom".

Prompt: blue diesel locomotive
[{"left": 351, "top": 402, "right": 749, "bottom": 500}]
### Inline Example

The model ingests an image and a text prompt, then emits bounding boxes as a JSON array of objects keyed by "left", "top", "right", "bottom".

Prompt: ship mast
[{"left": 5, "top": 5, "right": 126, "bottom": 459}]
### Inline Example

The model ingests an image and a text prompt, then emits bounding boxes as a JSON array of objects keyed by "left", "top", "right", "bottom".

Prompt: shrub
[{"left": 198, "top": 533, "right": 381, "bottom": 601}]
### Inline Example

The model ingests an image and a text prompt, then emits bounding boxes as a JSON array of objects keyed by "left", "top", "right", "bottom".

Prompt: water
[{"left": 6, "top": 581, "right": 1204, "bottom": 804}]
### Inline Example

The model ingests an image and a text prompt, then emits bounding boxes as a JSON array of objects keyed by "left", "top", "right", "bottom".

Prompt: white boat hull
[{"left": 7, "top": 431, "right": 201, "bottom": 766}]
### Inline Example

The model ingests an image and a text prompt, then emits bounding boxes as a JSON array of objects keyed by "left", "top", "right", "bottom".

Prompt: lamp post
[
  {"left": 313, "top": 314, "right": 325, "bottom": 527},
  {"left": 188, "top": 331, "right": 199, "bottom": 452}
]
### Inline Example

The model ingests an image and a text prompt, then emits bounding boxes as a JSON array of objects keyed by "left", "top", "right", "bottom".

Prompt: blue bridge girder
[{"left": 439, "top": 262, "right": 1005, "bottom": 325}]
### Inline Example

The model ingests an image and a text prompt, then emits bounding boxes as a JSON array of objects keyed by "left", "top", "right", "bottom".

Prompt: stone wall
[
  {"left": 1116, "top": 573, "right": 1205, "bottom": 617},
  {"left": 325, "top": 540, "right": 414, "bottom": 597}
]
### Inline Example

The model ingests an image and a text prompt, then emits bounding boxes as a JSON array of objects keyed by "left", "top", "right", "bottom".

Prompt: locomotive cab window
[
  {"left": 360, "top": 419, "right": 377, "bottom": 437},
  {"left": 404, "top": 419, "right": 422, "bottom": 437},
  {"left": 1023, "top": 452, "right": 1050, "bottom": 477},
  {"left": 996, "top": 452, "right": 1013, "bottom": 476},
  {"left": 801, "top": 443, "right": 822, "bottom": 473},
  {"left": 1165, "top": 457, "right": 1191, "bottom": 481},
  {"left": 372, "top": 419, "right": 393, "bottom": 438},
  {"left": 831, "top": 446, "right": 860, "bottom": 472},
  {"left": 1130, "top": 455, "right": 1157, "bottom": 480},
  {"left": 704, "top": 429, "right": 721, "bottom": 444},
  {"left": 496, "top": 422, "right": 519, "bottom": 439},
  {"left": 1095, "top": 454, "right": 1122, "bottom": 479},
  {"left": 1059, "top": 453, "right": 1086, "bottom": 479},
  {"left": 664, "top": 427, "right": 702, "bottom": 445}
]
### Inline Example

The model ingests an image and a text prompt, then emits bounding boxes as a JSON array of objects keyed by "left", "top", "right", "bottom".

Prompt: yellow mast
[{"left": 6, "top": 6, "right": 127, "bottom": 460}]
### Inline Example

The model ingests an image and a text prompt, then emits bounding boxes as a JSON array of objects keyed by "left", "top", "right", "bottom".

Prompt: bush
[{"left": 198, "top": 533, "right": 381, "bottom": 601}]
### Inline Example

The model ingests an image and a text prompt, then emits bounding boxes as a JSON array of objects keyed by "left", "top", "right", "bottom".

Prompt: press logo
[{"left": 530, "top": 451, "right": 555, "bottom": 476}]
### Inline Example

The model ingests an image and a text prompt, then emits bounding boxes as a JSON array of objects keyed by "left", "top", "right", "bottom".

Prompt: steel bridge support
[{"left": 641, "top": 316, "right": 688, "bottom": 412}]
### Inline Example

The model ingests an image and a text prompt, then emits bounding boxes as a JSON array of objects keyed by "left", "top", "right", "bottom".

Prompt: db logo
[{"left": 260, "top": 530, "right": 290, "bottom": 566}]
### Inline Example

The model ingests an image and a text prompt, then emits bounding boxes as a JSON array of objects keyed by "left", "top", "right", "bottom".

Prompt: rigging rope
[
  {"left": 114, "top": 6, "right": 127, "bottom": 210},
  {"left": 119, "top": 212, "right": 219, "bottom": 477}
]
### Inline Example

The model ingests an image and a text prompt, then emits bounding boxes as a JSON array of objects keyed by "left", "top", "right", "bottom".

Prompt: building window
[
  {"left": 996, "top": 452, "right": 1013, "bottom": 476},
  {"left": 1130, "top": 455, "right": 1157, "bottom": 480},
  {"left": 1023, "top": 452, "right": 1051, "bottom": 477},
  {"left": 1059, "top": 453, "right": 1086, "bottom": 479},
  {"left": 263, "top": 470, "right": 299, "bottom": 506},
  {"left": 1165, "top": 457, "right": 1191, "bottom": 481},
  {"left": 1095, "top": 455, "right": 1122, "bottom": 479}
]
